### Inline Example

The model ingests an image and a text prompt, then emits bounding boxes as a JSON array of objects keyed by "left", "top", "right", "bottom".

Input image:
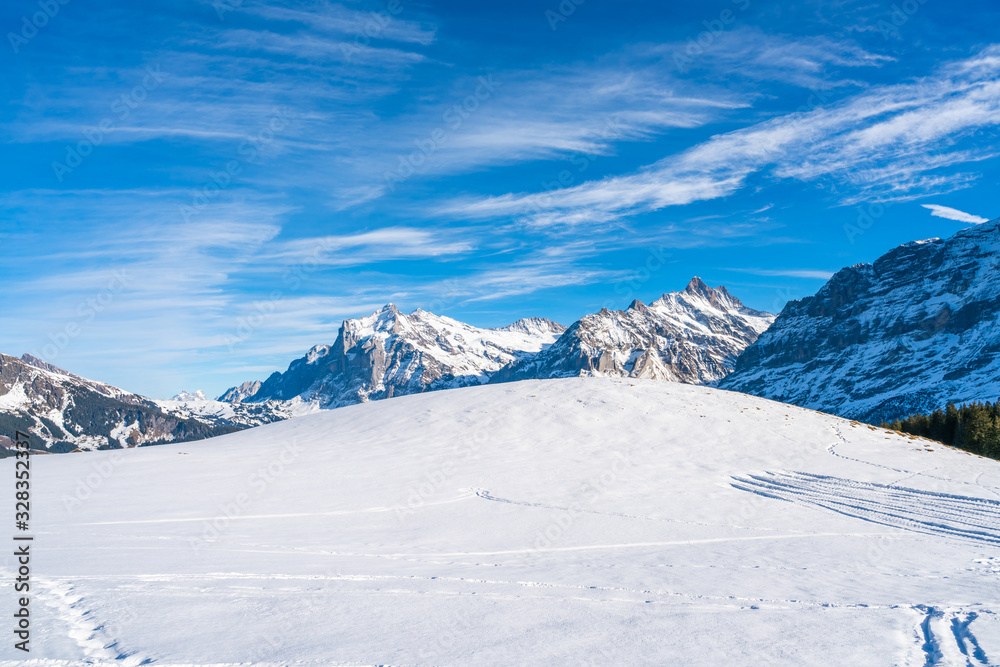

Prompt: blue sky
[{"left": 1, "top": 0, "right": 998, "bottom": 398}]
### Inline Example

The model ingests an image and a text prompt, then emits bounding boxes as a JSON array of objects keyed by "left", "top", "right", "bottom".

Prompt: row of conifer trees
[{"left": 881, "top": 401, "right": 1000, "bottom": 461}]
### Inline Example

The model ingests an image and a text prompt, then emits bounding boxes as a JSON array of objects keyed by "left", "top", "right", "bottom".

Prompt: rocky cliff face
[
  {"left": 0, "top": 354, "right": 239, "bottom": 452},
  {"left": 491, "top": 277, "right": 775, "bottom": 385},
  {"left": 222, "top": 306, "right": 567, "bottom": 408},
  {"left": 720, "top": 217, "right": 1000, "bottom": 422}
]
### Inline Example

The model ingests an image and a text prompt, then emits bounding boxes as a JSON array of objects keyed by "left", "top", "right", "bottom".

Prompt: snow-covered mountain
[
  {"left": 0, "top": 353, "right": 237, "bottom": 452},
  {"left": 220, "top": 304, "right": 567, "bottom": 407},
  {"left": 8, "top": 378, "right": 998, "bottom": 663},
  {"left": 152, "top": 391, "right": 314, "bottom": 431},
  {"left": 224, "top": 281, "right": 772, "bottom": 409},
  {"left": 492, "top": 277, "right": 775, "bottom": 385},
  {"left": 721, "top": 216, "right": 1000, "bottom": 423}
]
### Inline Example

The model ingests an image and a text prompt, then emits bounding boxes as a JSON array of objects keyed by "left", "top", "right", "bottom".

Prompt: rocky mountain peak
[
  {"left": 628, "top": 299, "right": 649, "bottom": 314},
  {"left": 492, "top": 282, "right": 774, "bottom": 386},
  {"left": 684, "top": 276, "right": 711, "bottom": 296},
  {"left": 721, "top": 214, "right": 1000, "bottom": 422}
]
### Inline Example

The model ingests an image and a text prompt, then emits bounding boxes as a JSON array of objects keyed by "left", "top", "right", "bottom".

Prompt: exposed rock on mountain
[
  {"left": 491, "top": 278, "right": 775, "bottom": 385},
  {"left": 720, "top": 217, "right": 1000, "bottom": 423},
  {"left": 0, "top": 354, "right": 238, "bottom": 452},
  {"left": 222, "top": 305, "right": 567, "bottom": 408}
]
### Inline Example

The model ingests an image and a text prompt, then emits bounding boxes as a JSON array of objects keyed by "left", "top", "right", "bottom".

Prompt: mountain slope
[
  {"left": 0, "top": 354, "right": 238, "bottom": 452},
  {"left": 721, "top": 217, "right": 1000, "bottom": 422},
  {"left": 6, "top": 378, "right": 998, "bottom": 663},
  {"left": 492, "top": 277, "right": 774, "bottom": 384},
  {"left": 221, "top": 305, "right": 567, "bottom": 407}
]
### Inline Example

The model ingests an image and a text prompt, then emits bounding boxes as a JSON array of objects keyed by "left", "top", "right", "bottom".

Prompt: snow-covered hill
[
  {"left": 221, "top": 304, "right": 567, "bottom": 407},
  {"left": 722, "top": 217, "right": 1000, "bottom": 422},
  {"left": 0, "top": 353, "right": 239, "bottom": 452},
  {"left": 4, "top": 378, "right": 997, "bottom": 665},
  {"left": 494, "top": 277, "right": 774, "bottom": 384}
]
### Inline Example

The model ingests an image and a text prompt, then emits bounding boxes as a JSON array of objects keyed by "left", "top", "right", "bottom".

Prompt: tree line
[{"left": 881, "top": 401, "right": 1000, "bottom": 461}]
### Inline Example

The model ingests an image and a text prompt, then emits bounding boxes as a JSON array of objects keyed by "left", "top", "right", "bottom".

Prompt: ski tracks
[
  {"left": 34, "top": 576, "right": 153, "bottom": 665},
  {"left": 910, "top": 605, "right": 992, "bottom": 666},
  {"left": 730, "top": 471, "right": 1000, "bottom": 546}
]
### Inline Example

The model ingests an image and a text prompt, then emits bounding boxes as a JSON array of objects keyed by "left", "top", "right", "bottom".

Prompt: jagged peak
[
  {"left": 20, "top": 353, "right": 75, "bottom": 377},
  {"left": 218, "top": 380, "right": 262, "bottom": 403},
  {"left": 628, "top": 299, "right": 649, "bottom": 313},
  {"left": 171, "top": 390, "right": 208, "bottom": 402},
  {"left": 494, "top": 317, "right": 567, "bottom": 334},
  {"left": 685, "top": 276, "right": 710, "bottom": 295},
  {"left": 305, "top": 344, "right": 331, "bottom": 364}
]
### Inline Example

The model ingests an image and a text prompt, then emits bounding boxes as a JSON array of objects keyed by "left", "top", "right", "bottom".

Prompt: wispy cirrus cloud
[
  {"left": 435, "top": 45, "right": 1000, "bottom": 229},
  {"left": 650, "top": 27, "right": 894, "bottom": 89}
]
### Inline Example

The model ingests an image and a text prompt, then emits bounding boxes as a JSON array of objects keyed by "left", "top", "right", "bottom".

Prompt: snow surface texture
[
  {"left": 2, "top": 378, "right": 997, "bottom": 665},
  {"left": 722, "top": 217, "right": 1000, "bottom": 422}
]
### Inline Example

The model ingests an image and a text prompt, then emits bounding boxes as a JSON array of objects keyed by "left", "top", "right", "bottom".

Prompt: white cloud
[
  {"left": 436, "top": 45, "right": 1000, "bottom": 228},
  {"left": 727, "top": 268, "right": 836, "bottom": 280},
  {"left": 921, "top": 204, "right": 989, "bottom": 224}
]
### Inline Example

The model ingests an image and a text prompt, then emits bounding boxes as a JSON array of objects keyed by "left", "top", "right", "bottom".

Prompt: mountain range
[
  {"left": 220, "top": 278, "right": 773, "bottom": 408},
  {"left": 0, "top": 353, "right": 236, "bottom": 453},
  {"left": 219, "top": 307, "right": 568, "bottom": 407},
  {"left": 491, "top": 277, "right": 774, "bottom": 385},
  {"left": 3, "top": 216, "right": 997, "bottom": 453}
]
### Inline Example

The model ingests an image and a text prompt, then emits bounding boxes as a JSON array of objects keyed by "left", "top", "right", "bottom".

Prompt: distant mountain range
[
  {"left": 491, "top": 277, "right": 774, "bottom": 385},
  {"left": 721, "top": 216, "right": 1000, "bottom": 422},
  {"left": 220, "top": 307, "right": 568, "bottom": 407},
  {"left": 0, "top": 353, "right": 237, "bottom": 453},
  {"left": 220, "top": 278, "right": 772, "bottom": 408},
  {"left": 5, "top": 214, "right": 998, "bottom": 454}
]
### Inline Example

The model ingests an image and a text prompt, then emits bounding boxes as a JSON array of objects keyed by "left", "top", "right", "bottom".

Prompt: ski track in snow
[
  {"left": 31, "top": 575, "right": 153, "bottom": 665},
  {"left": 731, "top": 470, "right": 1000, "bottom": 546},
  {"left": 47, "top": 571, "right": 920, "bottom": 613},
  {"left": 75, "top": 490, "right": 477, "bottom": 526},
  {"left": 911, "top": 605, "right": 992, "bottom": 666}
]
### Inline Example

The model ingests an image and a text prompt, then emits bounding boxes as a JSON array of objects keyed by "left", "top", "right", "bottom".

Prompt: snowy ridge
[
  {"left": 493, "top": 277, "right": 775, "bottom": 384},
  {"left": 224, "top": 280, "right": 772, "bottom": 409},
  {"left": 0, "top": 354, "right": 247, "bottom": 452},
  {"left": 722, "top": 216, "right": 1000, "bottom": 422},
  {"left": 221, "top": 304, "right": 568, "bottom": 407}
]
